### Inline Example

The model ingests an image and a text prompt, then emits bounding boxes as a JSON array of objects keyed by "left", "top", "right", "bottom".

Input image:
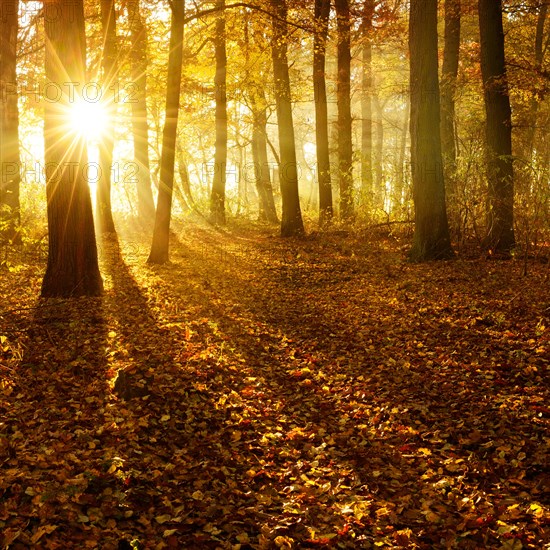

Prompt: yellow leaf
[{"left": 155, "top": 515, "right": 171, "bottom": 524}]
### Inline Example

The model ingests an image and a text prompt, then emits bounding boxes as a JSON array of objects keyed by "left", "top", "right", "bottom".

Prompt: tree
[
  {"left": 334, "top": 0, "right": 354, "bottom": 221},
  {"left": 361, "top": 0, "right": 375, "bottom": 204},
  {"left": 408, "top": 0, "right": 453, "bottom": 261},
  {"left": 148, "top": 0, "right": 185, "bottom": 264},
  {"left": 41, "top": 0, "right": 103, "bottom": 296},
  {"left": 97, "top": 0, "right": 118, "bottom": 234},
  {"left": 479, "top": 0, "right": 515, "bottom": 254},
  {"left": 440, "top": 0, "right": 461, "bottom": 191},
  {"left": 126, "top": 0, "right": 155, "bottom": 222},
  {"left": 209, "top": 0, "right": 228, "bottom": 226},
  {"left": 0, "top": 0, "right": 21, "bottom": 243},
  {"left": 313, "top": 0, "right": 333, "bottom": 227},
  {"left": 269, "top": 0, "right": 305, "bottom": 237}
]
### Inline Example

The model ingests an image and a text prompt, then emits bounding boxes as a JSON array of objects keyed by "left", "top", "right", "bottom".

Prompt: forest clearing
[{"left": 1, "top": 223, "right": 548, "bottom": 549}]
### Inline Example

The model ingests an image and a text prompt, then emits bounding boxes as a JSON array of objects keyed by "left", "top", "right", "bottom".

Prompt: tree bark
[
  {"left": 440, "top": 0, "right": 461, "bottom": 192},
  {"left": 408, "top": 0, "right": 453, "bottom": 261},
  {"left": 148, "top": 0, "right": 185, "bottom": 264},
  {"left": 252, "top": 108, "right": 279, "bottom": 223},
  {"left": 269, "top": 0, "right": 305, "bottom": 237},
  {"left": 361, "top": 0, "right": 374, "bottom": 204},
  {"left": 478, "top": 0, "right": 515, "bottom": 254},
  {"left": 97, "top": 0, "right": 117, "bottom": 234},
  {"left": 334, "top": 0, "right": 354, "bottom": 221},
  {"left": 209, "top": 0, "right": 227, "bottom": 225},
  {"left": 314, "top": 0, "right": 333, "bottom": 227},
  {"left": 0, "top": 0, "right": 21, "bottom": 243},
  {"left": 127, "top": 0, "right": 155, "bottom": 221},
  {"left": 41, "top": 0, "right": 103, "bottom": 296}
]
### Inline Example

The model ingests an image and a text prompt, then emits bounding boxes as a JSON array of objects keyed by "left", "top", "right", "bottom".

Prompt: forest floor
[{"left": 0, "top": 220, "right": 549, "bottom": 549}]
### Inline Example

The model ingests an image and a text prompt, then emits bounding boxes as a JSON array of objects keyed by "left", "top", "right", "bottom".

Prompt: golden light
[{"left": 69, "top": 100, "right": 108, "bottom": 141}]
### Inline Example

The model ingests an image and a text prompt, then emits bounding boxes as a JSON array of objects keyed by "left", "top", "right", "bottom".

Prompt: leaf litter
[{"left": 0, "top": 223, "right": 548, "bottom": 549}]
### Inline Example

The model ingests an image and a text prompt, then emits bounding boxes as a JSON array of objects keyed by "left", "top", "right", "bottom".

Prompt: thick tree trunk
[
  {"left": 127, "top": 0, "right": 155, "bottom": 221},
  {"left": 334, "top": 0, "right": 354, "bottom": 221},
  {"left": 409, "top": 0, "right": 453, "bottom": 261},
  {"left": 269, "top": 0, "right": 305, "bottom": 237},
  {"left": 361, "top": 0, "right": 375, "bottom": 203},
  {"left": 440, "top": 0, "right": 461, "bottom": 192},
  {"left": 478, "top": 0, "right": 515, "bottom": 254},
  {"left": 314, "top": 0, "right": 333, "bottom": 228},
  {"left": 41, "top": 0, "right": 103, "bottom": 297},
  {"left": 147, "top": 0, "right": 185, "bottom": 264},
  {"left": 209, "top": 0, "right": 227, "bottom": 225},
  {"left": 0, "top": 0, "right": 21, "bottom": 243},
  {"left": 97, "top": 0, "right": 117, "bottom": 234}
]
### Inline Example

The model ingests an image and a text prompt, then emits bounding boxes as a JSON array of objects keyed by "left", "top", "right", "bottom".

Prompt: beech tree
[
  {"left": 97, "top": 0, "right": 118, "bottom": 234},
  {"left": 334, "top": 0, "right": 354, "bottom": 221},
  {"left": 126, "top": 0, "right": 155, "bottom": 221},
  {"left": 361, "top": 0, "right": 375, "bottom": 202},
  {"left": 269, "top": 0, "right": 305, "bottom": 237},
  {"left": 313, "top": 0, "right": 333, "bottom": 227},
  {"left": 209, "top": 0, "right": 228, "bottom": 226},
  {"left": 479, "top": 0, "right": 515, "bottom": 254},
  {"left": 41, "top": 0, "right": 103, "bottom": 296},
  {"left": 440, "top": 0, "right": 461, "bottom": 191},
  {"left": 148, "top": 0, "right": 185, "bottom": 264},
  {"left": 0, "top": 0, "right": 21, "bottom": 243},
  {"left": 408, "top": 0, "right": 453, "bottom": 261}
]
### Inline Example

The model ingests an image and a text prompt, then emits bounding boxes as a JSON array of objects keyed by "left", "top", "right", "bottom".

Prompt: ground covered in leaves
[{"left": 1, "top": 222, "right": 549, "bottom": 549}]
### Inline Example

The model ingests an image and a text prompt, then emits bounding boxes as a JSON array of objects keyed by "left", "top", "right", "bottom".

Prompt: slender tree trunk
[
  {"left": 361, "top": 0, "right": 374, "bottom": 204},
  {"left": 41, "top": 0, "right": 103, "bottom": 296},
  {"left": 440, "top": 0, "right": 461, "bottom": 193},
  {"left": 148, "top": 0, "right": 185, "bottom": 264},
  {"left": 393, "top": 96, "right": 410, "bottom": 213},
  {"left": 409, "top": 0, "right": 453, "bottom": 261},
  {"left": 127, "top": 0, "right": 155, "bottom": 221},
  {"left": 478, "top": 0, "right": 515, "bottom": 254},
  {"left": 252, "top": 109, "right": 279, "bottom": 223},
  {"left": 335, "top": 0, "right": 354, "bottom": 221},
  {"left": 269, "top": 0, "right": 305, "bottom": 237},
  {"left": 314, "top": 0, "right": 333, "bottom": 227},
  {"left": 524, "top": 3, "right": 547, "bottom": 161},
  {"left": 0, "top": 0, "right": 21, "bottom": 243},
  {"left": 373, "top": 93, "right": 385, "bottom": 209},
  {"left": 209, "top": 0, "right": 227, "bottom": 225},
  {"left": 97, "top": 0, "right": 117, "bottom": 234}
]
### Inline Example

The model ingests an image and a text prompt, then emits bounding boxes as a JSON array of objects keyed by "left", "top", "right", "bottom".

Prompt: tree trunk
[
  {"left": 393, "top": 95, "right": 410, "bottom": 213},
  {"left": 408, "top": 0, "right": 453, "bottom": 261},
  {"left": 209, "top": 0, "right": 227, "bottom": 225},
  {"left": 252, "top": 109, "right": 279, "bottom": 223},
  {"left": 373, "top": 93, "right": 385, "bottom": 209},
  {"left": 147, "top": 0, "right": 185, "bottom": 264},
  {"left": 97, "top": 0, "right": 117, "bottom": 234},
  {"left": 41, "top": 0, "right": 103, "bottom": 297},
  {"left": 524, "top": 3, "right": 547, "bottom": 162},
  {"left": 0, "top": 0, "right": 21, "bottom": 243},
  {"left": 334, "top": 0, "right": 354, "bottom": 221},
  {"left": 269, "top": 0, "right": 305, "bottom": 237},
  {"left": 478, "top": 0, "right": 515, "bottom": 254},
  {"left": 440, "top": 0, "right": 461, "bottom": 192},
  {"left": 127, "top": 0, "right": 155, "bottom": 221},
  {"left": 314, "top": 0, "right": 333, "bottom": 228},
  {"left": 361, "top": 0, "right": 374, "bottom": 204}
]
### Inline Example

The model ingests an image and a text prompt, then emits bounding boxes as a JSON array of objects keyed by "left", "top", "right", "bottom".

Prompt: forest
[{"left": 0, "top": 0, "right": 549, "bottom": 548}]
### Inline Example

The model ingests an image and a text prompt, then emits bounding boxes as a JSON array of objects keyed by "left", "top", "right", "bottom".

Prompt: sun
[{"left": 69, "top": 100, "right": 108, "bottom": 141}]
